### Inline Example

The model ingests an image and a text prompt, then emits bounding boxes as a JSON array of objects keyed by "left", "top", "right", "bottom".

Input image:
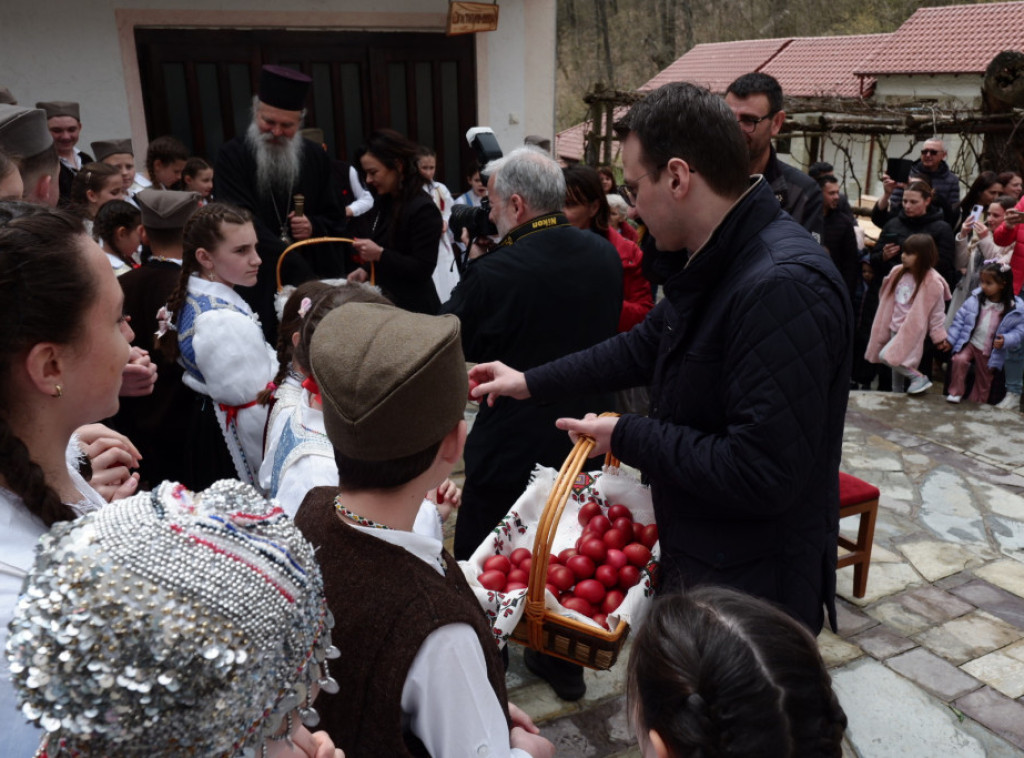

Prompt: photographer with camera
[{"left": 442, "top": 145, "right": 622, "bottom": 700}]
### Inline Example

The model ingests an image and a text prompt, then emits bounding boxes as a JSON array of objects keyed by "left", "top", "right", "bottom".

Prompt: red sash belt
[{"left": 219, "top": 399, "right": 259, "bottom": 428}]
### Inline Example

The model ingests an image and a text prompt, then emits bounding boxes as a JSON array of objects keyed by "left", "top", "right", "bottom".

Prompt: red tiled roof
[
  {"left": 856, "top": 1, "right": 1024, "bottom": 75},
  {"left": 761, "top": 34, "right": 888, "bottom": 98},
  {"left": 555, "top": 106, "right": 628, "bottom": 162},
  {"left": 639, "top": 38, "right": 792, "bottom": 92}
]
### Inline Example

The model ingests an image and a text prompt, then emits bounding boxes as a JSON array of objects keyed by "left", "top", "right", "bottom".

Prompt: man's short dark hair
[
  {"left": 613, "top": 82, "right": 748, "bottom": 199},
  {"left": 816, "top": 174, "right": 839, "bottom": 188},
  {"left": 334, "top": 441, "right": 441, "bottom": 492},
  {"left": 143, "top": 225, "right": 185, "bottom": 248},
  {"left": 726, "top": 73, "right": 784, "bottom": 115},
  {"left": 808, "top": 162, "right": 834, "bottom": 181}
]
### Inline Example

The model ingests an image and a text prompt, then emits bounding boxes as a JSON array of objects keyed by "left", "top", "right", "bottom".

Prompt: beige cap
[
  {"left": 135, "top": 188, "right": 200, "bottom": 230},
  {"left": 91, "top": 138, "right": 133, "bottom": 161},
  {"left": 311, "top": 302, "right": 468, "bottom": 461},
  {"left": 36, "top": 100, "right": 80, "bottom": 121},
  {"left": 0, "top": 104, "right": 53, "bottom": 157}
]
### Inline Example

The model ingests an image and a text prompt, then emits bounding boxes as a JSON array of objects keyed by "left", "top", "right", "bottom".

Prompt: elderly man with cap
[
  {"left": 36, "top": 100, "right": 92, "bottom": 206},
  {"left": 0, "top": 103, "right": 59, "bottom": 206},
  {"left": 111, "top": 189, "right": 200, "bottom": 487},
  {"left": 215, "top": 65, "right": 347, "bottom": 339}
]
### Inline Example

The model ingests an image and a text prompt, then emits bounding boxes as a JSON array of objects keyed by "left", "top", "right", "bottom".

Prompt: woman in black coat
[
  {"left": 348, "top": 129, "right": 443, "bottom": 314},
  {"left": 873, "top": 180, "right": 957, "bottom": 289}
]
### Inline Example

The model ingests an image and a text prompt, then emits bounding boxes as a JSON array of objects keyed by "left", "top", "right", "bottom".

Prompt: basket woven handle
[
  {"left": 275, "top": 236, "right": 357, "bottom": 291},
  {"left": 524, "top": 411, "right": 620, "bottom": 650}
]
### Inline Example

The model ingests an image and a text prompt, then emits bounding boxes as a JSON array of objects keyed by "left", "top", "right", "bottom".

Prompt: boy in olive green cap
[{"left": 295, "top": 302, "right": 553, "bottom": 758}]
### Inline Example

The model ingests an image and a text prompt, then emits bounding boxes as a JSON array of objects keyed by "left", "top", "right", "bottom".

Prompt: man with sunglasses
[
  {"left": 875, "top": 139, "right": 961, "bottom": 226},
  {"left": 725, "top": 73, "right": 823, "bottom": 244},
  {"left": 470, "top": 82, "right": 852, "bottom": 636}
]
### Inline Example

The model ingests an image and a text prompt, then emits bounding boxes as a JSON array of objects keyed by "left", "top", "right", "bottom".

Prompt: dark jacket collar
[
  {"left": 661, "top": 177, "right": 778, "bottom": 299},
  {"left": 762, "top": 145, "right": 784, "bottom": 185},
  {"left": 911, "top": 159, "right": 951, "bottom": 179}
]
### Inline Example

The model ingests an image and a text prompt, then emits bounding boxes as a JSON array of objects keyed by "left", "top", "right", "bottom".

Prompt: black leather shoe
[{"left": 523, "top": 648, "right": 586, "bottom": 701}]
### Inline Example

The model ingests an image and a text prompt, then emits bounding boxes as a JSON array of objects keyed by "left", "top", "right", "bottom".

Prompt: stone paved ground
[{"left": 476, "top": 391, "right": 1024, "bottom": 757}]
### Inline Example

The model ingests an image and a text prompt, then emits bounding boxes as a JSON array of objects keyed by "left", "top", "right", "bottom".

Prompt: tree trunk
[
  {"left": 595, "top": 0, "right": 615, "bottom": 86},
  {"left": 680, "top": 0, "right": 695, "bottom": 53},
  {"left": 982, "top": 51, "right": 1024, "bottom": 171}
]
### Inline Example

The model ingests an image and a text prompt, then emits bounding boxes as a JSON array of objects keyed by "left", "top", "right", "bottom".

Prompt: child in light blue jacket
[{"left": 947, "top": 262, "right": 1024, "bottom": 403}]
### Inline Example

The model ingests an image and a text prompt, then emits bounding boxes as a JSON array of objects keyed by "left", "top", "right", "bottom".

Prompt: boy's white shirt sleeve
[
  {"left": 348, "top": 166, "right": 374, "bottom": 217},
  {"left": 402, "top": 623, "right": 532, "bottom": 758}
]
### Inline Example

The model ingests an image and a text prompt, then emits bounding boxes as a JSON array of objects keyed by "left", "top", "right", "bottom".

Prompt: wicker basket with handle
[
  {"left": 509, "top": 413, "right": 632, "bottom": 670},
  {"left": 276, "top": 236, "right": 374, "bottom": 291}
]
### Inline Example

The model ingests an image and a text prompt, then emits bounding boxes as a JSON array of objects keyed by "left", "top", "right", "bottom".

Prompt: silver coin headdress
[{"left": 7, "top": 480, "right": 339, "bottom": 757}]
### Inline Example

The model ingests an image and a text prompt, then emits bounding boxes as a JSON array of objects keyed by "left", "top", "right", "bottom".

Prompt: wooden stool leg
[{"left": 851, "top": 498, "right": 878, "bottom": 598}]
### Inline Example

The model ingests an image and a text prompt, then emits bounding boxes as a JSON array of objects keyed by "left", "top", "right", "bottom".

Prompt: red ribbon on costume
[
  {"left": 219, "top": 399, "right": 259, "bottom": 429},
  {"left": 301, "top": 376, "right": 321, "bottom": 404}
]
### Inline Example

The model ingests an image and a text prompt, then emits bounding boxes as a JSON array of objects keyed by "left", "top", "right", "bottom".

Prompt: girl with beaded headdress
[
  {"left": 0, "top": 205, "right": 135, "bottom": 755},
  {"left": 7, "top": 480, "right": 345, "bottom": 758},
  {"left": 157, "top": 202, "right": 277, "bottom": 490}
]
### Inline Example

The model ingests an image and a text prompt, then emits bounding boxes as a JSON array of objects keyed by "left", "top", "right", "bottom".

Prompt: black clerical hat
[{"left": 258, "top": 66, "right": 311, "bottom": 112}]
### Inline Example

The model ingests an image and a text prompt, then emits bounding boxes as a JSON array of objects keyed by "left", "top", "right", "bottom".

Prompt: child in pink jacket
[{"left": 866, "top": 233, "right": 952, "bottom": 394}]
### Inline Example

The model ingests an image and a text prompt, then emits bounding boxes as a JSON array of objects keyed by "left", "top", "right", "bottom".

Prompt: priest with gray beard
[{"left": 215, "top": 64, "right": 348, "bottom": 340}]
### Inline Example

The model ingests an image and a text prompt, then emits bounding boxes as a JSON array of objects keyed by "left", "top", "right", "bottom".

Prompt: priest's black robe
[{"left": 214, "top": 136, "right": 348, "bottom": 340}]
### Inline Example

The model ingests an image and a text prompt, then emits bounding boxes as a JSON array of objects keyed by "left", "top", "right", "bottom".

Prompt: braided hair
[
  {"left": 291, "top": 283, "right": 391, "bottom": 376},
  {"left": 0, "top": 206, "right": 93, "bottom": 525},
  {"left": 155, "top": 202, "right": 252, "bottom": 360},
  {"left": 628, "top": 587, "right": 847, "bottom": 757},
  {"left": 256, "top": 280, "right": 334, "bottom": 406}
]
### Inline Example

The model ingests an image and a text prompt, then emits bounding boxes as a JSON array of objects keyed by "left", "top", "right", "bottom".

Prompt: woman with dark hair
[
  {"left": 347, "top": 128, "right": 444, "bottom": 314},
  {"left": 998, "top": 170, "right": 1023, "bottom": 201},
  {"left": 628, "top": 587, "right": 847, "bottom": 758},
  {"left": 596, "top": 165, "right": 616, "bottom": 194},
  {"left": 0, "top": 205, "right": 135, "bottom": 753},
  {"left": 954, "top": 171, "right": 1003, "bottom": 227},
  {"left": 873, "top": 180, "right": 956, "bottom": 288},
  {"left": 563, "top": 164, "right": 653, "bottom": 332}
]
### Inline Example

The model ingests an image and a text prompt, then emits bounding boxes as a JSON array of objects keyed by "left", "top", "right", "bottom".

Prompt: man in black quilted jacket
[
  {"left": 469, "top": 81, "right": 852, "bottom": 634},
  {"left": 725, "top": 73, "right": 823, "bottom": 245}
]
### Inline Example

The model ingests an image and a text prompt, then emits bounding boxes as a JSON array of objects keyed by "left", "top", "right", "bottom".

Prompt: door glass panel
[
  {"left": 161, "top": 62, "right": 193, "bottom": 152},
  {"left": 415, "top": 62, "right": 434, "bottom": 149},
  {"left": 440, "top": 61, "right": 460, "bottom": 188},
  {"left": 228, "top": 64, "right": 253, "bottom": 141},
  {"left": 339, "top": 64, "right": 364, "bottom": 160},
  {"left": 196, "top": 63, "right": 224, "bottom": 158},
  {"left": 388, "top": 63, "right": 408, "bottom": 135},
  {"left": 311, "top": 63, "right": 336, "bottom": 157}
]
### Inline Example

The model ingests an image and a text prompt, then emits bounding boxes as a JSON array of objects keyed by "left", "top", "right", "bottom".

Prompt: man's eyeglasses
[
  {"left": 921, "top": 149, "right": 940, "bottom": 156},
  {"left": 737, "top": 113, "right": 775, "bottom": 133},
  {"left": 617, "top": 171, "right": 654, "bottom": 208}
]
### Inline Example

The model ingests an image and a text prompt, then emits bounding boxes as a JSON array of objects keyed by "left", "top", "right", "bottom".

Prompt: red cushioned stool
[{"left": 837, "top": 472, "right": 879, "bottom": 598}]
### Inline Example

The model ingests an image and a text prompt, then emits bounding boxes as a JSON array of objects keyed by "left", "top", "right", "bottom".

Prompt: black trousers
[{"left": 453, "top": 480, "right": 523, "bottom": 560}]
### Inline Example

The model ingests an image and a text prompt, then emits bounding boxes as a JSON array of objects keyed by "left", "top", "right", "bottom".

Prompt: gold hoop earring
[{"left": 52, "top": 385, "right": 63, "bottom": 398}]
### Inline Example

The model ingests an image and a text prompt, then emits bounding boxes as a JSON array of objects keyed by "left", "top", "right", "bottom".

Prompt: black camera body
[{"left": 449, "top": 127, "right": 504, "bottom": 241}]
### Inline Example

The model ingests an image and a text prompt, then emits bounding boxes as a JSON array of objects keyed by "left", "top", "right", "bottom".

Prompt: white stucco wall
[{"left": 0, "top": 0, "right": 555, "bottom": 160}]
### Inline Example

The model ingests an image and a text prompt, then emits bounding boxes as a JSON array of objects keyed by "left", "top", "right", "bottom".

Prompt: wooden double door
[{"left": 135, "top": 28, "right": 476, "bottom": 185}]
